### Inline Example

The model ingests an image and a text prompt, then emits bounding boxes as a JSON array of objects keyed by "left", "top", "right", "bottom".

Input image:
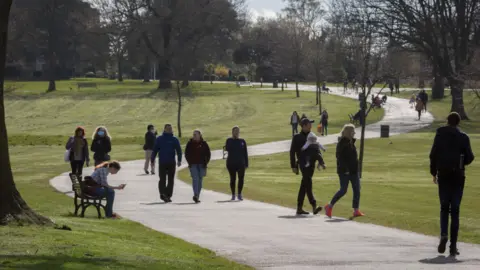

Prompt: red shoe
[
  {"left": 109, "top": 213, "right": 121, "bottom": 219},
  {"left": 324, "top": 204, "right": 333, "bottom": 218},
  {"left": 353, "top": 209, "right": 364, "bottom": 217}
]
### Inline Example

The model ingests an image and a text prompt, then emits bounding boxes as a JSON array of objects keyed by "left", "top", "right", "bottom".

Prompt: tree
[
  {"left": 1, "top": 0, "right": 52, "bottom": 226},
  {"left": 368, "top": 0, "right": 480, "bottom": 119}
]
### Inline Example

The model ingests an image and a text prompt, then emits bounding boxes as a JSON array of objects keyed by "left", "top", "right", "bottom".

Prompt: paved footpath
[{"left": 51, "top": 85, "right": 480, "bottom": 269}]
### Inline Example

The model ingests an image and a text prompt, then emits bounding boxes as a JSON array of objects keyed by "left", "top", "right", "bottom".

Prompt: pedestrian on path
[
  {"left": 143, "top": 124, "right": 157, "bottom": 175},
  {"left": 87, "top": 161, "right": 124, "bottom": 219},
  {"left": 290, "top": 118, "right": 321, "bottom": 215},
  {"left": 416, "top": 98, "right": 424, "bottom": 120},
  {"left": 91, "top": 126, "right": 112, "bottom": 166},
  {"left": 290, "top": 111, "right": 300, "bottom": 137},
  {"left": 323, "top": 124, "right": 364, "bottom": 218},
  {"left": 419, "top": 90, "right": 428, "bottom": 112},
  {"left": 320, "top": 109, "right": 329, "bottom": 136},
  {"left": 394, "top": 77, "right": 400, "bottom": 94},
  {"left": 225, "top": 126, "right": 249, "bottom": 201},
  {"left": 151, "top": 124, "right": 182, "bottom": 203},
  {"left": 185, "top": 129, "right": 211, "bottom": 203},
  {"left": 430, "top": 112, "right": 474, "bottom": 257},
  {"left": 389, "top": 80, "right": 394, "bottom": 96},
  {"left": 66, "top": 126, "right": 90, "bottom": 177}
]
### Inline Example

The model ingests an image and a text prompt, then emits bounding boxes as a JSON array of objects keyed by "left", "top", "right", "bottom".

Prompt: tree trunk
[
  {"left": 117, "top": 56, "right": 123, "bottom": 82},
  {"left": 0, "top": 0, "right": 53, "bottom": 226},
  {"left": 295, "top": 79, "right": 299, "bottom": 98},
  {"left": 449, "top": 79, "right": 469, "bottom": 120},
  {"left": 281, "top": 81, "right": 284, "bottom": 91},
  {"left": 46, "top": 1, "right": 56, "bottom": 92},
  {"left": 358, "top": 89, "right": 367, "bottom": 179},
  {"left": 431, "top": 74, "right": 444, "bottom": 100},
  {"left": 157, "top": 61, "right": 172, "bottom": 89},
  {"left": 182, "top": 79, "right": 189, "bottom": 87},
  {"left": 143, "top": 56, "right": 150, "bottom": 83},
  {"left": 176, "top": 81, "right": 182, "bottom": 138},
  {"left": 317, "top": 80, "right": 322, "bottom": 114}
]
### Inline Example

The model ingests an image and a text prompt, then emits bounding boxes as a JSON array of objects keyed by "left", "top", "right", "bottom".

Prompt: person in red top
[{"left": 185, "top": 129, "right": 211, "bottom": 203}]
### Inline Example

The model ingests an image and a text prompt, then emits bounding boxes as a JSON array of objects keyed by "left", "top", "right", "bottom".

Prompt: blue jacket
[
  {"left": 151, "top": 132, "right": 182, "bottom": 164},
  {"left": 225, "top": 138, "right": 249, "bottom": 167}
]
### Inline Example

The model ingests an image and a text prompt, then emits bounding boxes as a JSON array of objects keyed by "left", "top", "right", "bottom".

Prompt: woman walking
[
  {"left": 290, "top": 111, "right": 300, "bottom": 137},
  {"left": 320, "top": 109, "right": 329, "bottom": 136},
  {"left": 65, "top": 127, "right": 90, "bottom": 177},
  {"left": 143, "top": 124, "right": 157, "bottom": 175},
  {"left": 87, "top": 161, "right": 125, "bottom": 219},
  {"left": 91, "top": 126, "right": 112, "bottom": 166},
  {"left": 416, "top": 98, "right": 424, "bottom": 120},
  {"left": 324, "top": 124, "right": 364, "bottom": 218},
  {"left": 225, "top": 126, "right": 249, "bottom": 201},
  {"left": 185, "top": 129, "right": 211, "bottom": 203}
]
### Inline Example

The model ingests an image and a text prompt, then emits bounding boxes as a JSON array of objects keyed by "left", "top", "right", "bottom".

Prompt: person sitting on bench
[{"left": 322, "top": 82, "right": 330, "bottom": 92}]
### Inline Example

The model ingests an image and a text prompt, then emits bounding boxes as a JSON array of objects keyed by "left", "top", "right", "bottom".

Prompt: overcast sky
[{"left": 247, "top": 0, "right": 285, "bottom": 21}]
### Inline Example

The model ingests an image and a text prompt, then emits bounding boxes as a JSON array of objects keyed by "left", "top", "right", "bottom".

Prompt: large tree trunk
[
  {"left": 0, "top": 0, "right": 52, "bottom": 226},
  {"left": 295, "top": 79, "right": 299, "bottom": 98},
  {"left": 157, "top": 61, "right": 172, "bottom": 89},
  {"left": 449, "top": 79, "right": 468, "bottom": 120},
  {"left": 176, "top": 81, "right": 182, "bottom": 138},
  {"left": 358, "top": 90, "right": 367, "bottom": 179},
  {"left": 432, "top": 66, "right": 444, "bottom": 99},
  {"left": 143, "top": 56, "right": 150, "bottom": 83}
]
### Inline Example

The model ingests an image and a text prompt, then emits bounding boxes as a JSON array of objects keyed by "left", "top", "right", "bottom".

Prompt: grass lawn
[
  {"left": 1, "top": 79, "right": 382, "bottom": 269},
  {"left": 179, "top": 91, "right": 480, "bottom": 244}
]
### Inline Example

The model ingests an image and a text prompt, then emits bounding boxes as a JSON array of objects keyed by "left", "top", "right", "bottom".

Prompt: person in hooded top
[{"left": 185, "top": 129, "right": 211, "bottom": 203}]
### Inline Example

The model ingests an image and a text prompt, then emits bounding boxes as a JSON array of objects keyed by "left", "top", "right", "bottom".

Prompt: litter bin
[
  {"left": 380, "top": 125, "right": 390, "bottom": 138},
  {"left": 273, "top": 80, "right": 278, "bottom": 88}
]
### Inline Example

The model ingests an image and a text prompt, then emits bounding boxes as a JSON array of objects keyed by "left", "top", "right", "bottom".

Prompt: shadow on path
[
  {"left": 140, "top": 202, "right": 166, "bottom": 205},
  {"left": 278, "top": 215, "right": 314, "bottom": 219},
  {"left": 173, "top": 202, "right": 198, "bottom": 205},
  {"left": 216, "top": 200, "right": 241, "bottom": 203},
  {"left": 325, "top": 218, "right": 350, "bottom": 223},
  {"left": 419, "top": 256, "right": 463, "bottom": 264}
]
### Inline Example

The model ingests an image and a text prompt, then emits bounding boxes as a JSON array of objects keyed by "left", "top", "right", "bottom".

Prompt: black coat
[
  {"left": 336, "top": 138, "right": 358, "bottom": 175},
  {"left": 144, "top": 132, "right": 156, "bottom": 150},
  {"left": 290, "top": 131, "right": 309, "bottom": 168},
  {"left": 91, "top": 137, "right": 112, "bottom": 161}
]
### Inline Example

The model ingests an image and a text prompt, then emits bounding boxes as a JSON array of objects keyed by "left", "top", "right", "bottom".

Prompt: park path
[{"left": 50, "top": 85, "right": 480, "bottom": 269}]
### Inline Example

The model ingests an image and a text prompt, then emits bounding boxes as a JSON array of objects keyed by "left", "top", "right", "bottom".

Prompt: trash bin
[
  {"left": 273, "top": 80, "right": 278, "bottom": 88},
  {"left": 380, "top": 125, "right": 390, "bottom": 138}
]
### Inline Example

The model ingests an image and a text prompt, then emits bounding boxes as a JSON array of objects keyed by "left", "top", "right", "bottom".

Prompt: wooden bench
[
  {"left": 236, "top": 81, "right": 254, "bottom": 88},
  {"left": 77, "top": 82, "right": 98, "bottom": 89},
  {"left": 69, "top": 174, "right": 106, "bottom": 218},
  {"left": 223, "top": 146, "right": 228, "bottom": 159},
  {"left": 349, "top": 113, "right": 359, "bottom": 125}
]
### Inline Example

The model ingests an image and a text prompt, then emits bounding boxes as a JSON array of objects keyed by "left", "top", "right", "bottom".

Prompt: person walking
[
  {"left": 394, "top": 77, "right": 400, "bottom": 94},
  {"left": 290, "top": 111, "right": 300, "bottom": 137},
  {"left": 423, "top": 90, "right": 429, "bottom": 112},
  {"left": 343, "top": 79, "right": 348, "bottom": 94},
  {"left": 290, "top": 118, "right": 321, "bottom": 215},
  {"left": 65, "top": 127, "right": 90, "bottom": 177},
  {"left": 320, "top": 109, "right": 329, "bottom": 136},
  {"left": 151, "top": 124, "right": 182, "bottom": 203},
  {"left": 185, "top": 129, "right": 211, "bottom": 203},
  {"left": 323, "top": 124, "right": 364, "bottom": 218},
  {"left": 87, "top": 161, "right": 124, "bottom": 219},
  {"left": 430, "top": 112, "right": 474, "bottom": 257},
  {"left": 225, "top": 126, "right": 249, "bottom": 201},
  {"left": 91, "top": 126, "right": 112, "bottom": 166},
  {"left": 143, "top": 124, "right": 157, "bottom": 175},
  {"left": 416, "top": 97, "right": 424, "bottom": 120},
  {"left": 389, "top": 80, "right": 394, "bottom": 96}
]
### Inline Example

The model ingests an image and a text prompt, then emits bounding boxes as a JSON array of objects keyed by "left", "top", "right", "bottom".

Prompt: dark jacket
[
  {"left": 151, "top": 132, "right": 182, "bottom": 164},
  {"left": 225, "top": 138, "right": 249, "bottom": 168},
  {"left": 321, "top": 112, "right": 328, "bottom": 125},
  {"left": 429, "top": 126, "right": 474, "bottom": 177},
  {"left": 299, "top": 144, "right": 325, "bottom": 169},
  {"left": 336, "top": 137, "right": 358, "bottom": 175},
  {"left": 290, "top": 131, "right": 309, "bottom": 168},
  {"left": 66, "top": 137, "right": 90, "bottom": 162},
  {"left": 144, "top": 131, "right": 156, "bottom": 150},
  {"left": 185, "top": 139, "right": 211, "bottom": 167},
  {"left": 91, "top": 137, "right": 111, "bottom": 161}
]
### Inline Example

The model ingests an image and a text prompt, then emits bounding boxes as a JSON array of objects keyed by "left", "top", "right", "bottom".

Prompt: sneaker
[
  {"left": 324, "top": 204, "right": 333, "bottom": 218},
  {"left": 231, "top": 195, "right": 236, "bottom": 201},
  {"left": 160, "top": 194, "right": 167, "bottom": 202},
  {"left": 238, "top": 194, "right": 243, "bottom": 201},
  {"left": 296, "top": 209, "right": 310, "bottom": 215},
  {"left": 312, "top": 202, "right": 317, "bottom": 214},
  {"left": 193, "top": 196, "right": 199, "bottom": 203},
  {"left": 313, "top": 206, "right": 323, "bottom": 215},
  {"left": 109, "top": 213, "right": 121, "bottom": 219},
  {"left": 144, "top": 170, "right": 149, "bottom": 175},
  {"left": 438, "top": 236, "right": 448, "bottom": 254},
  {"left": 353, "top": 209, "right": 365, "bottom": 217},
  {"left": 166, "top": 197, "right": 172, "bottom": 203},
  {"left": 151, "top": 172, "right": 155, "bottom": 175},
  {"left": 449, "top": 247, "right": 460, "bottom": 257}
]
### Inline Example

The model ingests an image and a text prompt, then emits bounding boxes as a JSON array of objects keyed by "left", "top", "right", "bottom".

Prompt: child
[
  {"left": 409, "top": 94, "right": 416, "bottom": 107},
  {"left": 301, "top": 132, "right": 326, "bottom": 170}
]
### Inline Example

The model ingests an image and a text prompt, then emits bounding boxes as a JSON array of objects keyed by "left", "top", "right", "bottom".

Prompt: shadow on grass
[{"left": 0, "top": 254, "right": 136, "bottom": 270}]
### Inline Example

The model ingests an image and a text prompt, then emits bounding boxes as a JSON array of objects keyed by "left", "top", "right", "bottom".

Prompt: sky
[{"left": 247, "top": 0, "right": 285, "bottom": 21}]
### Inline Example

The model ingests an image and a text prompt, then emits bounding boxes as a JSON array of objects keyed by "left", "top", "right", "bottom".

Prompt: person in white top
[{"left": 290, "top": 111, "right": 300, "bottom": 137}]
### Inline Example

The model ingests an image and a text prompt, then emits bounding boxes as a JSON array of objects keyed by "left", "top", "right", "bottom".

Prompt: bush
[{"left": 85, "top": 72, "right": 96, "bottom": 78}]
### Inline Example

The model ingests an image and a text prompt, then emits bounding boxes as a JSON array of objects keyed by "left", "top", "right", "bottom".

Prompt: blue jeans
[
  {"left": 330, "top": 173, "right": 361, "bottom": 209},
  {"left": 189, "top": 164, "right": 206, "bottom": 197},
  {"left": 94, "top": 187, "right": 115, "bottom": 217},
  {"left": 291, "top": 123, "right": 298, "bottom": 136}
]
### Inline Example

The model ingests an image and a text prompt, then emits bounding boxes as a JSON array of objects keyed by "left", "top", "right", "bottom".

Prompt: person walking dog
[
  {"left": 225, "top": 126, "right": 249, "bottom": 201},
  {"left": 185, "top": 129, "right": 211, "bottom": 203},
  {"left": 143, "top": 124, "right": 157, "bottom": 175},
  {"left": 290, "top": 118, "right": 322, "bottom": 215},
  {"left": 151, "top": 124, "right": 182, "bottom": 203},
  {"left": 322, "top": 124, "right": 364, "bottom": 218},
  {"left": 430, "top": 112, "right": 474, "bottom": 257}
]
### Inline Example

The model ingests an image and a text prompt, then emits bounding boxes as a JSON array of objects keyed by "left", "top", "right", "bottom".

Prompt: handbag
[
  {"left": 317, "top": 124, "right": 322, "bottom": 133},
  {"left": 64, "top": 149, "right": 71, "bottom": 162}
]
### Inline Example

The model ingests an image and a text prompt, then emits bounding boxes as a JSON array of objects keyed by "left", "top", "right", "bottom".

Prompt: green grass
[
  {"left": 179, "top": 90, "right": 480, "bottom": 244},
  {"left": 2, "top": 79, "right": 382, "bottom": 269}
]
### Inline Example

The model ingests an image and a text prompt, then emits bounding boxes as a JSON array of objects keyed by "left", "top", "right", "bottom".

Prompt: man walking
[
  {"left": 430, "top": 112, "right": 474, "bottom": 257},
  {"left": 151, "top": 124, "right": 182, "bottom": 203},
  {"left": 290, "top": 118, "right": 321, "bottom": 215}
]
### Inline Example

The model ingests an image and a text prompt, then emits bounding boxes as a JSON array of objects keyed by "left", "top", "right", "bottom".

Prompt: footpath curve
[{"left": 50, "top": 85, "right": 480, "bottom": 269}]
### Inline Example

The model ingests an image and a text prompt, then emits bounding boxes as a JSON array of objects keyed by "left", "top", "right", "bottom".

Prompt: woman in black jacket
[
  {"left": 324, "top": 124, "right": 364, "bottom": 218},
  {"left": 91, "top": 126, "right": 112, "bottom": 166},
  {"left": 143, "top": 124, "right": 157, "bottom": 175},
  {"left": 185, "top": 129, "right": 211, "bottom": 203},
  {"left": 65, "top": 126, "right": 90, "bottom": 176},
  {"left": 225, "top": 126, "right": 249, "bottom": 201}
]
